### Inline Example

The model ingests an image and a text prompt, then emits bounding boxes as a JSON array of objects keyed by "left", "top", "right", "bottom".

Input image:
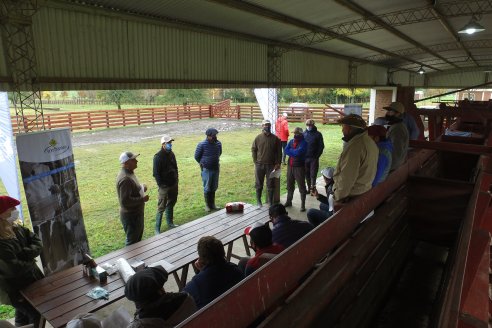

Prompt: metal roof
[{"left": 1, "top": 0, "right": 492, "bottom": 90}]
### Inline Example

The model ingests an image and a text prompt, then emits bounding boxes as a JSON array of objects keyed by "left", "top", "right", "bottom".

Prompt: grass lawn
[{"left": 76, "top": 123, "right": 342, "bottom": 257}]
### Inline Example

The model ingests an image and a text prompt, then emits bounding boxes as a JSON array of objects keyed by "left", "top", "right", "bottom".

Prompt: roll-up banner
[{"left": 16, "top": 128, "right": 89, "bottom": 275}]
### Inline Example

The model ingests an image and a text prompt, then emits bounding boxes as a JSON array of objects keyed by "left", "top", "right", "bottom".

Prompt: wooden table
[{"left": 22, "top": 204, "right": 269, "bottom": 328}]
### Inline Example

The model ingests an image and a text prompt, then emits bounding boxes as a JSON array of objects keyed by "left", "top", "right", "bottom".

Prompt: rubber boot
[
  {"left": 204, "top": 192, "right": 211, "bottom": 212},
  {"left": 255, "top": 189, "right": 263, "bottom": 208},
  {"left": 210, "top": 192, "right": 220, "bottom": 210},
  {"left": 284, "top": 191, "right": 293, "bottom": 207},
  {"left": 300, "top": 193, "right": 306, "bottom": 212},
  {"left": 165, "top": 207, "right": 178, "bottom": 229},
  {"left": 155, "top": 211, "right": 163, "bottom": 235}
]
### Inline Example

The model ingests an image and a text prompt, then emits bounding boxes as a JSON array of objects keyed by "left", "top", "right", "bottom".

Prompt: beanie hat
[
  {"left": 0, "top": 196, "right": 20, "bottom": 215},
  {"left": 124, "top": 267, "right": 168, "bottom": 306}
]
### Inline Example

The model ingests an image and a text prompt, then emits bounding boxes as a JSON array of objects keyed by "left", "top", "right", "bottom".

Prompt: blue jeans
[
  {"left": 202, "top": 168, "right": 219, "bottom": 192},
  {"left": 307, "top": 203, "right": 332, "bottom": 227}
]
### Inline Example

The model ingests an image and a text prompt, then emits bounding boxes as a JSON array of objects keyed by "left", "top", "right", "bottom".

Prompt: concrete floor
[{"left": 37, "top": 185, "right": 324, "bottom": 327}]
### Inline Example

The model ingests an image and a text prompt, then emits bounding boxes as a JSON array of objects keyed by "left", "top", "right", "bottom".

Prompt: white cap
[
  {"left": 119, "top": 151, "right": 139, "bottom": 164},
  {"left": 282, "top": 112, "right": 288, "bottom": 117},
  {"left": 161, "top": 135, "right": 174, "bottom": 144}
]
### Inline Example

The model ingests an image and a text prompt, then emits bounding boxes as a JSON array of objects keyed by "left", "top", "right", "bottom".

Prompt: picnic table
[{"left": 22, "top": 203, "right": 269, "bottom": 328}]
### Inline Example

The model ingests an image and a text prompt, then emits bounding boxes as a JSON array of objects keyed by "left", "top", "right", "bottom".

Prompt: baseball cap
[
  {"left": 262, "top": 120, "right": 271, "bottom": 125},
  {"left": 305, "top": 119, "right": 315, "bottom": 126},
  {"left": 125, "top": 267, "right": 169, "bottom": 305},
  {"left": 0, "top": 196, "right": 20, "bottom": 214},
  {"left": 244, "top": 221, "right": 266, "bottom": 235},
  {"left": 205, "top": 128, "right": 219, "bottom": 136},
  {"left": 338, "top": 114, "right": 367, "bottom": 129},
  {"left": 282, "top": 112, "right": 288, "bottom": 117},
  {"left": 160, "top": 135, "right": 174, "bottom": 144},
  {"left": 292, "top": 127, "right": 303, "bottom": 134},
  {"left": 367, "top": 125, "right": 387, "bottom": 138},
  {"left": 119, "top": 152, "right": 139, "bottom": 164},
  {"left": 383, "top": 101, "right": 405, "bottom": 114},
  {"left": 321, "top": 167, "right": 334, "bottom": 179}
]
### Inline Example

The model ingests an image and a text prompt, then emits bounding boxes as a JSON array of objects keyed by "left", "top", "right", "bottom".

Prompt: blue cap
[{"left": 206, "top": 128, "right": 219, "bottom": 136}]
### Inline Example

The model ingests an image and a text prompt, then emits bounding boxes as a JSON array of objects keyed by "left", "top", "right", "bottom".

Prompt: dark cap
[
  {"left": 338, "top": 114, "right": 367, "bottom": 129},
  {"left": 367, "top": 125, "right": 387, "bottom": 138},
  {"left": 205, "top": 128, "right": 219, "bottom": 136},
  {"left": 124, "top": 267, "right": 168, "bottom": 305}
]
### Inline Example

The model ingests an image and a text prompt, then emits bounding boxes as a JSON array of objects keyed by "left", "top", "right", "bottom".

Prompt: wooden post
[
  {"left": 68, "top": 113, "right": 73, "bottom": 131},
  {"left": 137, "top": 109, "right": 141, "bottom": 125},
  {"left": 122, "top": 110, "right": 126, "bottom": 126},
  {"left": 87, "top": 112, "right": 92, "bottom": 130},
  {"left": 236, "top": 105, "right": 241, "bottom": 119},
  {"left": 105, "top": 111, "right": 109, "bottom": 128}
]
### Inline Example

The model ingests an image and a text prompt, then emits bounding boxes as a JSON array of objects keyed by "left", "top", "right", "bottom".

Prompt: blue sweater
[
  {"left": 183, "top": 260, "right": 243, "bottom": 309},
  {"left": 194, "top": 139, "right": 222, "bottom": 170},
  {"left": 372, "top": 140, "right": 393, "bottom": 187},
  {"left": 272, "top": 215, "right": 314, "bottom": 249},
  {"left": 284, "top": 137, "right": 307, "bottom": 167}
]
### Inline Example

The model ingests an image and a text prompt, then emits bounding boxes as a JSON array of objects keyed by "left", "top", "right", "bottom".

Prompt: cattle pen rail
[{"left": 10, "top": 102, "right": 369, "bottom": 133}]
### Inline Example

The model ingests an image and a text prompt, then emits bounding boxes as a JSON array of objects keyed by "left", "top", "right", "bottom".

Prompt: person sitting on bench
[
  {"left": 307, "top": 167, "right": 335, "bottom": 227},
  {"left": 269, "top": 204, "right": 313, "bottom": 249}
]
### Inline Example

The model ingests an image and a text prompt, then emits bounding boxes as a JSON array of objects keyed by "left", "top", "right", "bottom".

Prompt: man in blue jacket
[
  {"left": 269, "top": 204, "right": 313, "bottom": 249},
  {"left": 303, "top": 119, "right": 325, "bottom": 196},
  {"left": 194, "top": 128, "right": 222, "bottom": 212},
  {"left": 284, "top": 127, "right": 308, "bottom": 212},
  {"left": 183, "top": 236, "right": 243, "bottom": 309}
]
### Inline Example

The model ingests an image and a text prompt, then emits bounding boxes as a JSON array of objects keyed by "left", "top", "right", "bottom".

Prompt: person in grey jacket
[{"left": 116, "top": 152, "right": 149, "bottom": 246}]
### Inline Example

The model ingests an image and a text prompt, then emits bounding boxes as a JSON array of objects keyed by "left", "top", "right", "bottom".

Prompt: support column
[{"left": 0, "top": 0, "right": 44, "bottom": 133}]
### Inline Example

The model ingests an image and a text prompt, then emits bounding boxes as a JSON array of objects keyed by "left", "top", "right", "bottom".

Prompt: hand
[
  {"left": 312, "top": 188, "right": 319, "bottom": 198},
  {"left": 194, "top": 259, "right": 204, "bottom": 271},
  {"left": 143, "top": 195, "right": 150, "bottom": 202}
]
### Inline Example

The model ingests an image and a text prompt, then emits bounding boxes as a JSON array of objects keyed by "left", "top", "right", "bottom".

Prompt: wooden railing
[{"left": 11, "top": 104, "right": 369, "bottom": 133}]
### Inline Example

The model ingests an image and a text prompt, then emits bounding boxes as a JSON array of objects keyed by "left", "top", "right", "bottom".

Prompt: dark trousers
[
  {"left": 120, "top": 211, "right": 144, "bottom": 246},
  {"left": 286, "top": 165, "right": 307, "bottom": 199},
  {"left": 281, "top": 141, "right": 287, "bottom": 163},
  {"left": 305, "top": 157, "right": 320, "bottom": 188},
  {"left": 11, "top": 294, "right": 41, "bottom": 327},
  {"left": 255, "top": 163, "right": 275, "bottom": 192}
]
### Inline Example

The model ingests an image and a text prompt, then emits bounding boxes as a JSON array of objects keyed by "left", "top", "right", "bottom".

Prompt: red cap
[
  {"left": 244, "top": 222, "right": 265, "bottom": 235},
  {"left": 367, "top": 125, "right": 387, "bottom": 138},
  {"left": 0, "top": 196, "right": 20, "bottom": 214}
]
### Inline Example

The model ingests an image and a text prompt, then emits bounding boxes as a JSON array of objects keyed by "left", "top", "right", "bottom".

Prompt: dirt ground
[{"left": 72, "top": 119, "right": 260, "bottom": 146}]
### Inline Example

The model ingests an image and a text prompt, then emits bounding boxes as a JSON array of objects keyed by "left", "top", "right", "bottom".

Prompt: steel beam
[{"left": 333, "top": 0, "right": 461, "bottom": 69}]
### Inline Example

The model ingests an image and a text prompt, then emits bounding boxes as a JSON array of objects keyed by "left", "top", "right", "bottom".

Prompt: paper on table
[{"left": 149, "top": 259, "right": 175, "bottom": 273}]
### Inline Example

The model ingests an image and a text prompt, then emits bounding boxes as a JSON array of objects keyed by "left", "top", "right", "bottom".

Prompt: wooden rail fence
[{"left": 11, "top": 104, "right": 369, "bottom": 133}]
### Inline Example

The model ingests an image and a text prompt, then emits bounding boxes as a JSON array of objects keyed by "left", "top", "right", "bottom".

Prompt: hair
[
  {"left": 197, "top": 236, "right": 225, "bottom": 266},
  {"left": 269, "top": 203, "right": 288, "bottom": 218},
  {"left": 250, "top": 224, "right": 273, "bottom": 249}
]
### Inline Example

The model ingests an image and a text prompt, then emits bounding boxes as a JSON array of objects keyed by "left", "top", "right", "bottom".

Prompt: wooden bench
[{"left": 21, "top": 204, "right": 269, "bottom": 328}]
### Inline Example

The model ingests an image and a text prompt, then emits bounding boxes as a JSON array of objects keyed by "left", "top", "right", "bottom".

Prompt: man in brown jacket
[
  {"left": 116, "top": 151, "right": 149, "bottom": 246},
  {"left": 251, "top": 120, "right": 282, "bottom": 208}
]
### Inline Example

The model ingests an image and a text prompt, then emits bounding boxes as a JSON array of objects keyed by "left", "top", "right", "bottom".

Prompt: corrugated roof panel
[{"left": 428, "top": 70, "right": 490, "bottom": 88}]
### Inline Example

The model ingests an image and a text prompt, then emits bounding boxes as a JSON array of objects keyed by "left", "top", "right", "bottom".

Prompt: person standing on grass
[
  {"left": 303, "top": 119, "right": 325, "bottom": 196},
  {"left": 251, "top": 120, "right": 282, "bottom": 208},
  {"left": 194, "top": 128, "right": 222, "bottom": 212},
  {"left": 0, "top": 196, "right": 44, "bottom": 327},
  {"left": 153, "top": 135, "right": 179, "bottom": 233},
  {"left": 275, "top": 112, "right": 290, "bottom": 165},
  {"left": 284, "top": 127, "right": 308, "bottom": 212},
  {"left": 116, "top": 151, "right": 149, "bottom": 246}
]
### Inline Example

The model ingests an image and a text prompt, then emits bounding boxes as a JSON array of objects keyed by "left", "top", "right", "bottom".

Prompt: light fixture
[
  {"left": 458, "top": 17, "right": 485, "bottom": 35},
  {"left": 417, "top": 66, "right": 425, "bottom": 75}
]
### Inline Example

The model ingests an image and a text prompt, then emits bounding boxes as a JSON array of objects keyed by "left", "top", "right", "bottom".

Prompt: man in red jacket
[{"left": 275, "top": 112, "right": 290, "bottom": 165}]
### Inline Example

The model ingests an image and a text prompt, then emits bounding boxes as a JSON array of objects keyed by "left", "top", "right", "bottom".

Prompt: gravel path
[{"left": 72, "top": 119, "right": 259, "bottom": 146}]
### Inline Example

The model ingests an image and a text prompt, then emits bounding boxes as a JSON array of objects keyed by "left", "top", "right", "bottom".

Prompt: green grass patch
[{"left": 0, "top": 304, "right": 15, "bottom": 320}]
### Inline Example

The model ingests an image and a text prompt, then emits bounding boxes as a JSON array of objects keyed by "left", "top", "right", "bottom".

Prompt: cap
[
  {"left": 338, "top": 114, "right": 367, "bottom": 129},
  {"left": 367, "top": 125, "right": 387, "bottom": 138},
  {"left": 373, "top": 117, "right": 388, "bottom": 126},
  {"left": 321, "top": 167, "right": 334, "bottom": 179},
  {"left": 205, "top": 128, "right": 219, "bottom": 136},
  {"left": 0, "top": 196, "right": 20, "bottom": 214},
  {"left": 119, "top": 152, "right": 139, "bottom": 164},
  {"left": 244, "top": 221, "right": 266, "bottom": 235},
  {"left": 160, "top": 135, "right": 174, "bottom": 144},
  {"left": 282, "top": 112, "right": 288, "bottom": 117},
  {"left": 292, "top": 127, "right": 303, "bottom": 134},
  {"left": 305, "top": 119, "right": 315, "bottom": 126},
  {"left": 262, "top": 120, "right": 271, "bottom": 125},
  {"left": 125, "top": 267, "right": 169, "bottom": 305},
  {"left": 383, "top": 101, "right": 405, "bottom": 114}
]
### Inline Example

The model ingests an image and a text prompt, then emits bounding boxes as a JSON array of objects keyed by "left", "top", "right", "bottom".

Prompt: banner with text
[{"left": 16, "top": 128, "right": 89, "bottom": 275}]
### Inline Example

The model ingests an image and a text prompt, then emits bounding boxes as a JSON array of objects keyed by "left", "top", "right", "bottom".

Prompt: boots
[
  {"left": 210, "top": 192, "right": 220, "bottom": 210},
  {"left": 204, "top": 192, "right": 211, "bottom": 212},
  {"left": 165, "top": 207, "right": 178, "bottom": 229},
  {"left": 300, "top": 193, "right": 306, "bottom": 212},
  {"left": 284, "top": 191, "right": 293, "bottom": 207},
  {"left": 267, "top": 189, "right": 275, "bottom": 206},
  {"left": 155, "top": 211, "right": 163, "bottom": 235},
  {"left": 255, "top": 189, "right": 263, "bottom": 208}
]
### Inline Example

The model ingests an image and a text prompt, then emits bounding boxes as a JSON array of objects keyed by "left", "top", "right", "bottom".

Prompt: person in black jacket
[
  {"left": 153, "top": 135, "right": 179, "bottom": 233},
  {"left": 303, "top": 119, "right": 325, "bottom": 196},
  {"left": 0, "top": 196, "right": 44, "bottom": 327}
]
